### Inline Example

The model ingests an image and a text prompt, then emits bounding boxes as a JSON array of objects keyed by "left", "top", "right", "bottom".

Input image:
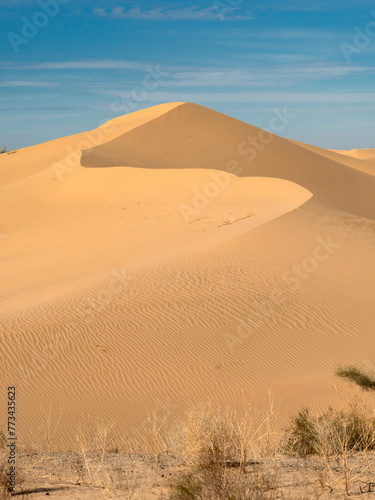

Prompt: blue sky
[{"left": 0, "top": 0, "right": 374, "bottom": 150}]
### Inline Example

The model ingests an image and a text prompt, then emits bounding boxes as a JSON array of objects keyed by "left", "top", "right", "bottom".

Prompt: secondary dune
[
  {"left": 0, "top": 102, "right": 374, "bottom": 451},
  {"left": 331, "top": 147, "right": 375, "bottom": 161},
  {"left": 330, "top": 147, "right": 375, "bottom": 169}
]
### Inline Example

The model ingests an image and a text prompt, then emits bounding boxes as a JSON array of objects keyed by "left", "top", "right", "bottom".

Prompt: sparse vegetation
[
  {"left": 168, "top": 403, "right": 280, "bottom": 499},
  {"left": 336, "top": 366, "right": 375, "bottom": 390},
  {"left": 0, "top": 460, "right": 11, "bottom": 499},
  {"left": 0, "top": 147, "right": 16, "bottom": 155},
  {"left": 285, "top": 403, "right": 375, "bottom": 457},
  {"left": 285, "top": 409, "right": 318, "bottom": 457},
  {"left": 285, "top": 402, "right": 375, "bottom": 495},
  {"left": 5, "top": 400, "right": 375, "bottom": 498}
]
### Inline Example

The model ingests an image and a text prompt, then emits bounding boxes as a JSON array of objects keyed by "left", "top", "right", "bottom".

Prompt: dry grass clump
[
  {"left": 179, "top": 404, "right": 247, "bottom": 468},
  {"left": 76, "top": 420, "right": 115, "bottom": 489},
  {"left": 75, "top": 419, "right": 148, "bottom": 498},
  {"left": 285, "top": 402, "right": 375, "bottom": 495},
  {"left": 169, "top": 403, "right": 280, "bottom": 500},
  {"left": 285, "top": 403, "right": 375, "bottom": 457}
]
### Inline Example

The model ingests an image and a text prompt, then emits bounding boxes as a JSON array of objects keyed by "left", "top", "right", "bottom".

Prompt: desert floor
[{"left": 8, "top": 450, "right": 375, "bottom": 499}]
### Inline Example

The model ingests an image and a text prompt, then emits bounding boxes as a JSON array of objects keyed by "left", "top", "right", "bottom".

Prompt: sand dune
[
  {"left": 82, "top": 103, "right": 375, "bottom": 219},
  {"left": 330, "top": 147, "right": 375, "bottom": 168},
  {"left": 0, "top": 102, "right": 374, "bottom": 451},
  {"left": 292, "top": 141, "right": 375, "bottom": 175},
  {"left": 331, "top": 147, "right": 375, "bottom": 161}
]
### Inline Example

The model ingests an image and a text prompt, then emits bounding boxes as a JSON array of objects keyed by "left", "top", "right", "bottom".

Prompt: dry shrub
[
  {"left": 285, "top": 401, "right": 375, "bottom": 495},
  {"left": 180, "top": 404, "right": 245, "bottom": 468},
  {"left": 169, "top": 402, "right": 280, "bottom": 500},
  {"left": 76, "top": 419, "right": 115, "bottom": 488},
  {"left": 286, "top": 402, "right": 375, "bottom": 457},
  {"left": 75, "top": 419, "right": 146, "bottom": 498},
  {"left": 0, "top": 460, "right": 10, "bottom": 500}
]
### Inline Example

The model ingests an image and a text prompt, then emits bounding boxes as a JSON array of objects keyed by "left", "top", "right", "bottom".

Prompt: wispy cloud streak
[
  {"left": 94, "top": 5, "right": 252, "bottom": 21},
  {"left": 0, "top": 60, "right": 148, "bottom": 70},
  {"left": 0, "top": 80, "right": 57, "bottom": 87},
  {"left": 101, "top": 90, "right": 375, "bottom": 104}
]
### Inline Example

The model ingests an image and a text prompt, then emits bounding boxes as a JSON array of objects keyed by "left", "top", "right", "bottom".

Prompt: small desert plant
[
  {"left": 169, "top": 403, "right": 280, "bottom": 500},
  {"left": 0, "top": 147, "right": 6, "bottom": 154},
  {"left": 74, "top": 455, "right": 85, "bottom": 486},
  {"left": 336, "top": 366, "right": 375, "bottom": 390},
  {"left": 285, "top": 402, "right": 375, "bottom": 495},
  {"left": 77, "top": 420, "right": 115, "bottom": 489},
  {"left": 170, "top": 471, "right": 203, "bottom": 500},
  {"left": 0, "top": 457, "right": 11, "bottom": 499},
  {"left": 75, "top": 418, "right": 145, "bottom": 497},
  {"left": 286, "top": 403, "right": 375, "bottom": 457},
  {"left": 180, "top": 404, "right": 244, "bottom": 469},
  {"left": 285, "top": 409, "right": 318, "bottom": 457},
  {"left": 170, "top": 466, "right": 278, "bottom": 500}
]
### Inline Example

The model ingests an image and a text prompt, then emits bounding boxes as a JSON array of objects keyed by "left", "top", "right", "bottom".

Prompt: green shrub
[
  {"left": 285, "top": 403, "right": 375, "bottom": 457},
  {"left": 285, "top": 409, "right": 318, "bottom": 456},
  {"left": 336, "top": 366, "right": 375, "bottom": 390},
  {"left": 169, "top": 471, "right": 203, "bottom": 500}
]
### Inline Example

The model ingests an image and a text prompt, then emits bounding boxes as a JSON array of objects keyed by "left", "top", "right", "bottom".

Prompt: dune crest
[
  {"left": 81, "top": 102, "right": 375, "bottom": 220},
  {"left": 331, "top": 147, "right": 375, "bottom": 164}
]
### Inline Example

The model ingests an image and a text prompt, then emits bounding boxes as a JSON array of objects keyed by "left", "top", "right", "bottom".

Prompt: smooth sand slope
[{"left": 0, "top": 102, "right": 374, "bottom": 450}]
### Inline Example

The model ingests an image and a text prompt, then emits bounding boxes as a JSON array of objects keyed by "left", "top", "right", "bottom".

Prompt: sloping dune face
[
  {"left": 1, "top": 103, "right": 375, "bottom": 451},
  {"left": 82, "top": 102, "right": 375, "bottom": 220}
]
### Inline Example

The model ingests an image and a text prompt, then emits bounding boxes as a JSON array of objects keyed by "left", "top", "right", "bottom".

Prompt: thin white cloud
[
  {"left": 102, "top": 90, "right": 375, "bottom": 104},
  {"left": 0, "top": 81, "right": 57, "bottom": 87},
  {"left": 1, "top": 61, "right": 373, "bottom": 103},
  {"left": 2, "top": 60, "right": 372, "bottom": 83},
  {"left": 255, "top": 0, "right": 354, "bottom": 12},
  {"left": 94, "top": 5, "right": 253, "bottom": 21},
  {"left": 166, "top": 64, "right": 374, "bottom": 87},
  {"left": 0, "top": 60, "right": 148, "bottom": 70}
]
